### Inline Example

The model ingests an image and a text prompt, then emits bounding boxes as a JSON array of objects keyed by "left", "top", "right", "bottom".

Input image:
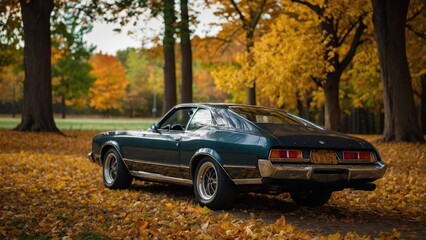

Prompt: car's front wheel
[
  {"left": 103, "top": 148, "right": 132, "bottom": 189},
  {"left": 290, "top": 190, "right": 332, "bottom": 207},
  {"left": 194, "top": 158, "right": 236, "bottom": 210}
]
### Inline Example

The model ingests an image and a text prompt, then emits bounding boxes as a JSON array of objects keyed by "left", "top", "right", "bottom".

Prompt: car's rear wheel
[
  {"left": 290, "top": 190, "right": 332, "bottom": 207},
  {"left": 103, "top": 148, "right": 132, "bottom": 189},
  {"left": 194, "top": 158, "right": 236, "bottom": 210}
]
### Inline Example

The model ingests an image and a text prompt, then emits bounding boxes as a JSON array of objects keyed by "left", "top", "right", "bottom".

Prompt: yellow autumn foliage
[
  {"left": 251, "top": 10, "right": 324, "bottom": 109},
  {"left": 212, "top": 0, "right": 424, "bottom": 115}
]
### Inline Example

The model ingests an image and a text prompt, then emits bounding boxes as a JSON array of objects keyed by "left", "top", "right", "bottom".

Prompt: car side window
[
  {"left": 159, "top": 108, "right": 196, "bottom": 131},
  {"left": 187, "top": 109, "right": 212, "bottom": 131},
  {"left": 213, "top": 108, "right": 254, "bottom": 131}
]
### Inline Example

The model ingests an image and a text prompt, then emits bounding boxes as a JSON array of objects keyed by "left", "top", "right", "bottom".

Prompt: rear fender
[{"left": 189, "top": 148, "right": 231, "bottom": 180}]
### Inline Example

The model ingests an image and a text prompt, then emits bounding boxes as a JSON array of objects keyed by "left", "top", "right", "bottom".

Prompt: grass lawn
[{"left": 0, "top": 117, "right": 158, "bottom": 131}]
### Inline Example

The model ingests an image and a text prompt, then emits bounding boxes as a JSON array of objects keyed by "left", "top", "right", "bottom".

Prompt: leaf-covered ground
[{"left": 0, "top": 131, "right": 425, "bottom": 239}]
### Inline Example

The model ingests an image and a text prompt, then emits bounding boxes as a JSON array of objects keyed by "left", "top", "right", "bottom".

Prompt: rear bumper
[{"left": 258, "top": 159, "right": 387, "bottom": 182}]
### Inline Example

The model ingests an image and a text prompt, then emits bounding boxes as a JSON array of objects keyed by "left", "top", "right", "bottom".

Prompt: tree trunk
[
  {"left": 61, "top": 94, "right": 66, "bottom": 119},
  {"left": 323, "top": 72, "right": 342, "bottom": 131},
  {"left": 163, "top": 0, "right": 177, "bottom": 114},
  {"left": 368, "top": 110, "right": 375, "bottom": 134},
  {"left": 15, "top": 0, "right": 60, "bottom": 132},
  {"left": 421, "top": 74, "right": 426, "bottom": 134},
  {"left": 350, "top": 108, "right": 357, "bottom": 133},
  {"left": 246, "top": 29, "right": 256, "bottom": 105},
  {"left": 247, "top": 83, "right": 256, "bottom": 105},
  {"left": 297, "top": 98, "right": 303, "bottom": 119},
  {"left": 361, "top": 108, "right": 367, "bottom": 134},
  {"left": 296, "top": 93, "right": 311, "bottom": 121},
  {"left": 180, "top": 0, "right": 193, "bottom": 104},
  {"left": 372, "top": 0, "right": 424, "bottom": 142},
  {"left": 12, "top": 78, "right": 16, "bottom": 118}
]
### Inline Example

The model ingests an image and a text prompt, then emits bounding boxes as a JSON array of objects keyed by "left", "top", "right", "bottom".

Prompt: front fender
[
  {"left": 100, "top": 140, "right": 123, "bottom": 162},
  {"left": 99, "top": 141, "right": 133, "bottom": 173}
]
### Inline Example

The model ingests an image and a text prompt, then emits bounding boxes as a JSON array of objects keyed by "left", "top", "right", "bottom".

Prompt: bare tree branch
[
  {"left": 251, "top": 0, "right": 267, "bottom": 29},
  {"left": 291, "top": 0, "right": 323, "bottom": 16},
  {"left": 230, "top": 0, "right": 247, "bottom": 26},
  {"left": 211, "top": 27, "right": 243, "bottom": 60},
  {"left": 340, "top": 21, "right": 366, "bottom": 72},
  {"left": 337, "top": 13, "right": 367, "bottom": 46},
  {"left": 407, "top": 5, "right": 424, "bottom": 22},
  {"left": 406, "top": 24, "right": 426, "bottom": 40}
]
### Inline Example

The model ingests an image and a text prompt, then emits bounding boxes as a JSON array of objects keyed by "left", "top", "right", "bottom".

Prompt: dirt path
[
  {"left": 134, "top": 184, "right": 425, "bottom": 239},
  {"left": 229, "top": 193, "right": 426, "bottom": 239}
]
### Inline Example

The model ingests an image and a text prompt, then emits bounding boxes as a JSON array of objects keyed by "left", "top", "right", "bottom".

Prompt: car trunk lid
[{"left": 258, "top": 124, "right": 367, "bottom": 149}]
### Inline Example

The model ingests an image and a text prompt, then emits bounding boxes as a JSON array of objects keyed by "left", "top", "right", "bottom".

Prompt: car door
[
  {"left": 179, "top": 107, "right": 265, "bottom": 181},
  {"left": 124, "top": 107, "right": 195, "bottom": 178},
  {"left": 179, "top": 108, "right": 214, "bottom": 178}
]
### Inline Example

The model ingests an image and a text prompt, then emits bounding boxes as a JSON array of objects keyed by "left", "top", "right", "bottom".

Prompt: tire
[
  {"left": 102, "top": 148, "right": 133, "bottom": 189},
  {"left": 290, "top": 190, "right": 332, "bottom": 207},
  {"left": 193, "top": 158, "right": 236, "bottom": 210}
]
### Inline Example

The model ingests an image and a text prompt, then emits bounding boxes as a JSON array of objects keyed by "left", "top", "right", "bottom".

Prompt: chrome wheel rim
[
  {"left": 196, "top": 161, "right": 217, "bottom": 202},
  {"left": 104, "top": 153, "right": 118, "bottom": 184}
]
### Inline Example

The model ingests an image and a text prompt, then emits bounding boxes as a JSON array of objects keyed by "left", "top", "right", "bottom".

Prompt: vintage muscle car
[{"left": 88, "top": 103, "right": 386, "bottom": 209}]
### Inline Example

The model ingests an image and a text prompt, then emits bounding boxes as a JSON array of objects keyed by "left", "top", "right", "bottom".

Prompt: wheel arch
[
  {"left": 100, "top": 141, "right": 123, "bottom": 165},
  {"left": 189, "top": 148, "right": 232, "bottom": 181}
]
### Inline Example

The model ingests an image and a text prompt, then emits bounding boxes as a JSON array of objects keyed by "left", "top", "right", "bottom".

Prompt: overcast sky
[{"left": 83, "top": 8, "right": 221, "bottom": 55}]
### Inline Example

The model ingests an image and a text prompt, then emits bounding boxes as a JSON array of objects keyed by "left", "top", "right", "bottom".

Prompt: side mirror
[{"left": 150, "top": 123, "right": 161, "bottom": 134}]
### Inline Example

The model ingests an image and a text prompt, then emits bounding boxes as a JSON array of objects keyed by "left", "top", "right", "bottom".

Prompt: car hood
[
  {"left": 258, "top": 124, "right": 371, "bottom": 150},
  {"left": 101, "top": 130, "right": 139, "bottom": 136}
]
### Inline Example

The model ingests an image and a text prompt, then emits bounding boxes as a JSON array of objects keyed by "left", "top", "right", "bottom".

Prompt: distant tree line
[{"left": 0, "top": 0, "right": 424, "bottom": 142}]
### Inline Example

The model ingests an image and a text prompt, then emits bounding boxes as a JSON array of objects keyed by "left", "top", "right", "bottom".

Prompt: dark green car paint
[
  {"left": 92, "top": 125, "right": 271, "bottom": 181},
  {"left": 90, "top": 103, "right": 386, "bottom": 190}
]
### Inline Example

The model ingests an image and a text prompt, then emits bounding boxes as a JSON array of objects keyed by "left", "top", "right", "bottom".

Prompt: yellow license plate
[{"left": 311, "top": 151, "right": 337, "bottom": 164}]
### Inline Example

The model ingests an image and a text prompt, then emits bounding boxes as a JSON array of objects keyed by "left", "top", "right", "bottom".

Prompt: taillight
[
  {"left": 343, "top": 151, "right": 375, "bottom": 162},
  {"left": 269, "top": 149, "right": 303, "bottom": 159}
]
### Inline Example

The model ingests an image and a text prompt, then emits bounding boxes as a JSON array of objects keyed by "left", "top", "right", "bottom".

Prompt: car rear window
[{"left": 230, "top": 106, "right": 305, "bottom": 126}]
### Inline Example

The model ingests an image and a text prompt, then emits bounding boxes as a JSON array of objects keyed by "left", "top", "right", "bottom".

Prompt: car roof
[{"left": 174, "top": 103, "right": 278, "bottom": 110}]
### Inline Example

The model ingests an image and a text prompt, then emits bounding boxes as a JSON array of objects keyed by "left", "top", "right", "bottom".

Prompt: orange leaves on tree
[{"left": 89, "top": 53, "right": 128, "bottom": 113}]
